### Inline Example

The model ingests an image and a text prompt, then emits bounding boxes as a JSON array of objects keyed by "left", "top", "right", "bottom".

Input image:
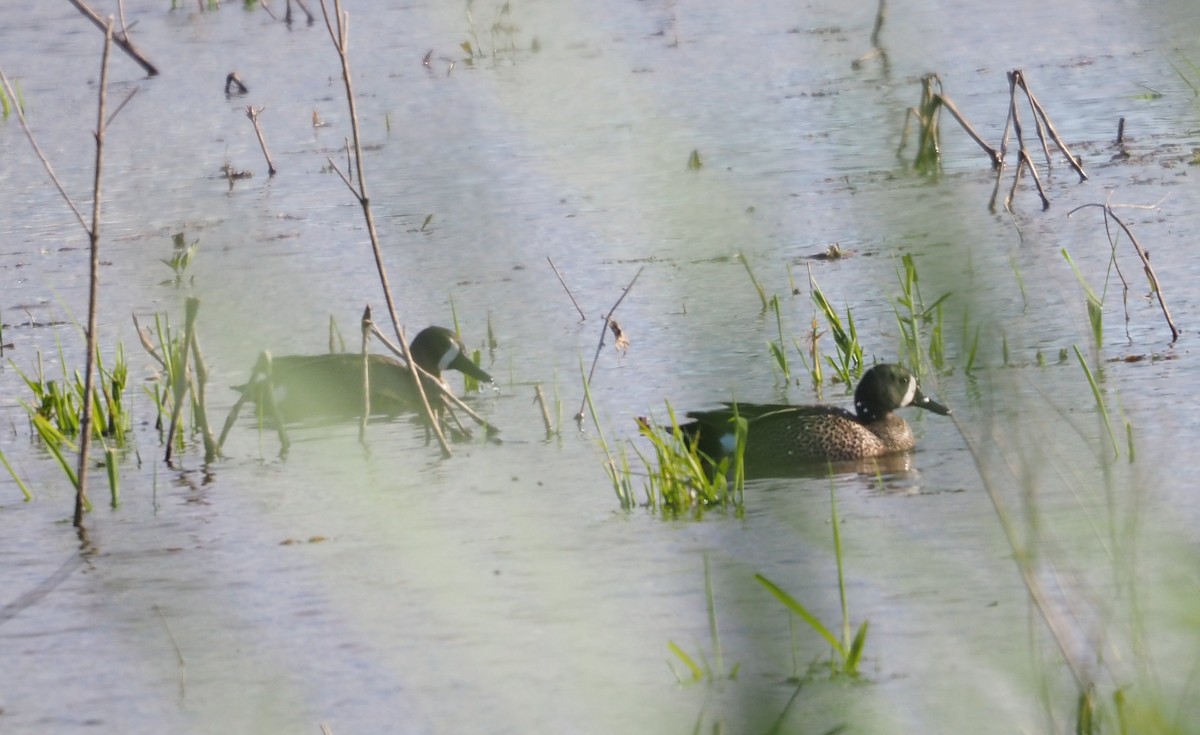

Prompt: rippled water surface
[{"left": 3, "top": 1, "right": 1200, "bottom": 733}]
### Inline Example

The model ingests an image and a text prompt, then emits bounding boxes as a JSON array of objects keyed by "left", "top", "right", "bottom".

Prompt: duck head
[
  {"left": 853, "top": 364, "right": 950, "bottom": 422},
  {"left": 410, "top": 326, "right": 494, "bottom": 383}
]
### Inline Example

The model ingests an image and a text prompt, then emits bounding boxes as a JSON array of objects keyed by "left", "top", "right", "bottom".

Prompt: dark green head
[
  {"left": 410, "top": 326, "right": 493, "bottom": 383},
  {"left": 854, "top": 364, "right": 950, "bottom": 422}
]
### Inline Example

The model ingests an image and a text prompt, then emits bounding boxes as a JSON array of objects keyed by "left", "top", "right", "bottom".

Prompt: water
[{"left": 3, "top": 0, "right": 1200, "bottom": 732}]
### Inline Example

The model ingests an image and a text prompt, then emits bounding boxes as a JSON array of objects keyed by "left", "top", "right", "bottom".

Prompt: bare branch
[{"left": 65, "top": 0, "right": 159, "bottom": 76}]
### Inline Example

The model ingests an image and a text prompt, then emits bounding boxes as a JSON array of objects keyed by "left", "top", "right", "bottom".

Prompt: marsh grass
[
  {"left": 137, "top": 300, "right": 218, "bottom": 462},
  {"left": 893, "top": 253, "right": 950, "bottom": 375},
  {"left": 632, "top": 403, "right": 746, "bottom": 515},
  {"left": 449, "top": 298, "right": 488, "bottom": 394},
  {"left": 161, "top": 232, "right": 198, "bottom": 288},
  {"left": 461, "top": 0, "right": 520, "bottom": 65},
  {"left": 580, "top": 360, "right": 635, "bottom": 509},
  {"left": 899, "top": 72, "right": 948, "bottom": 173},
  {"left": 768, "top": 295, "right": 790, "bottom": 382},
  {"left": 140, "top": 313, "right": 188, "bottom": 441},
  {"left": 739, "top": 251, "right": 769, "bottom": 313},
  {"left": 1062, "top": 249, "right": 1105, "bottom": 352},
  {"left": 668, "top": 556, "right": 740, "bottom": 684},
  {"left": 0, "top": 447, "right": 34, "bottom": 501},
  {"left": 756, "top": 475, "right": 867, "bottom": 679},
  {"left": 14, "top": 344, "right": 130, "bottom": 445},
  {"left": 808, "top": 274, "right": 862, "bottom": 385},
  {"left": 941, "top": 322, "right": 1195, "bottom": 731},
  {"left": 0, "top": 75, "right": 21, "bottom": 118},
  {"left": 1072, "top": 346, "right": 1120, "bottom": 458},
  {"left": 31, "top": 416, "right": 80, "bottom": 495}
]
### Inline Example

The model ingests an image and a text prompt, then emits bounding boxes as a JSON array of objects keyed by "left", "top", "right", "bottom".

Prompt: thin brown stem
[
  {"left": 1019, "top": 149, "right": 1051, "bottom": 211},
  {"left": 320, "top": 0, "right": 450, "bottom": 456},
  {"left": 0, "top": 70, "right": 89, "bottom": 232},
  {"left": 73, "top": 21, "right": 114, "bottom": 526},
  {"left": 65, "top": 0, "right": 159, "bottom": 76},
  {"left": 1067, "top": 203, "right": 1180, "bottom": 343},
  {"left": 1014, "top": 70, "right": 1088, "bottom": 182},
  {"left": 534, "top": 385, "right": 554, "bottom": 437},
  {"left": 575, "top": 267, "right": 643, "bottom": 423},
  {"left": 547, "top": 257, "right": 586, "bottom": 321},
  {"left": 245, "top": 106, "right": 277, "bottom": 176},
  {"left": 935, "top": 93, "right": 1002, "bottom": 168}
]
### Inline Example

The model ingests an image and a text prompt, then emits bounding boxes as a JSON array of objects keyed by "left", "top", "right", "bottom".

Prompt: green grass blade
[
  {"left": 755, "top": 573, "right": 844, "bottom": 656},
  {"left": 1072, "top": 345, "right": 1119, "bottom": 458},
  {"left": 0, "top": 448, "right": 34, "bottom": 501},
  {"left": 739, "top": 252, "right": 768, "bottom": 312},
  {"left": 32, "top": 415, "right": 80, "bottom": 490},
  {"left": 667, "top": 640, "right": 704, "bottom": 683},
  {"left": 845, "top": 620, "right": 869, "bottom": 675},
  {"left": 105, "top": 444, "right": 119, "bottom": 508}
]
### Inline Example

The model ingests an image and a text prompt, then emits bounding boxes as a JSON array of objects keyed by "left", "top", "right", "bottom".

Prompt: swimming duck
[
  {"left": 234, "top": 326, "right": 492, "bottom": 422},
  {"left": 680, "top": 364, "right": 950, "bottom": 464}
]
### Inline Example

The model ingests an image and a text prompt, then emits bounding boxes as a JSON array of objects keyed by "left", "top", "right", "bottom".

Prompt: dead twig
[
  {"left": 245, "top": 106, "right": 277, "bottom": 176},
  {"left": 547, "top": 257, "right": 586, "bottom": 321},
  {"left": 934, "top": 92, "right": 1001, "bottom": 168},
  {"left": 575, "top": 267, "right": 643, "bottom": 423},
  {"left": 534, "top": 385, "right": 555, "bottom": 438},
  {"left": 1013, "top": 70, "right": 1087, "bottom": 182},
  {"left": 1067, "top": 202, "right": 1179, "bottom": 344},
  {"left": 319, "top": 0, "right": 452, "bottom": 456},
  {"left": 65, "top": 0, "right": 159, "bottom": 76}
]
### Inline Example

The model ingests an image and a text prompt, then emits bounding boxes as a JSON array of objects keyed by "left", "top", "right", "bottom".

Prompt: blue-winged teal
[
  {"left": 681, "top": 364, "right": 950, "bottom": 464},
  {"left": 235, "top": 326, "right": 492, "bottom": 421}
]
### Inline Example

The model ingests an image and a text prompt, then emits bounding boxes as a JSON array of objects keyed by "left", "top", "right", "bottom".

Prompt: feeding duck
[
  {"left": 680, "top": 364, "right": 950, "bottom": 464},
  {"left": 233, "top": 326, "right": 493, "bottom": 422}
]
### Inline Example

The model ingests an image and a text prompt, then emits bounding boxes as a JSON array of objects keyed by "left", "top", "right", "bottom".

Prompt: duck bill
[
  {"left": 448, "top": 352, "right": 493, "bottom": 383},
  {"left": 913, "top": 389, "right": 951, "bottom": 416}
]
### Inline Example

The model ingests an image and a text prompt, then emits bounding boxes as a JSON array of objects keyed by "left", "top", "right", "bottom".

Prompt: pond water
[{"left": 3, "top": 0, "right": 1200, "bottom": 733}]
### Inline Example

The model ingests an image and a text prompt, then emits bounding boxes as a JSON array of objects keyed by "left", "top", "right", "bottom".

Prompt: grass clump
[
  {"left": 633, "top": 403, "right": 746, "bottom": 515},
  {"left": 14, "top": 344, "right": 130, "bottom": 444},
  {"left": 8, "top": 344, "right": 129, "bottom": 508},
  {"left": 161, "top": 232, "right": 198, "bottom": 288},
  {"left": 893, "top": 253, "right": 951, "bottom": 375},
  {"left": 808, "top": 273, "right": 863, "bottom": 386},
  {"left": 136, "top": 298, "right": 219, "bottom": 463}
]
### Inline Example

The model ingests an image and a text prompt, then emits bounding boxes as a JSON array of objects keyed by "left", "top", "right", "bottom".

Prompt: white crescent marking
[
  {"left": 900, "top": 375, "right": 917, "bottom": 407},
  {"left": 438, "top": 345, "right": 460, "bottom": 372}
]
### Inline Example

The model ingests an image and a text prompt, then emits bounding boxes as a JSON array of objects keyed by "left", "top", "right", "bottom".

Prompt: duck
[
  {"left": 679, "top": 364, "right": 950, "bottom": 465},
  {"left": 234, "top": 326, "right": 493, "bottom": 422}
]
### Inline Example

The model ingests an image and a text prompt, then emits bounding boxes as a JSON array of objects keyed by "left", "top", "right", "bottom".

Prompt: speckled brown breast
[{"left": 742, "top": 409, "right": 916, "bottom": 463}]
